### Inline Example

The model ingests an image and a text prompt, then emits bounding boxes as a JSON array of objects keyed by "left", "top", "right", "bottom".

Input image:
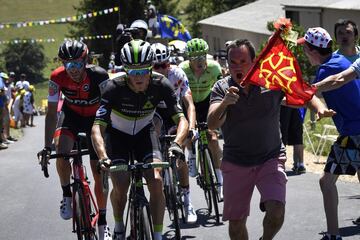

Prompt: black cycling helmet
[{"left": 58, "top": 40, "right": 88, "bottom": 61}]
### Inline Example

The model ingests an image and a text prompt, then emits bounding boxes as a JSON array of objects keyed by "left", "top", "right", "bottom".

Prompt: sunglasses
[
  {"left": 125, "top": 67, "right": 152, "bottom": 76},
  {"left": 153, "top": 62, "right": 168, "bottom": 69},
  {"left": 189, "top": 55, "right": 206, "bottom": 62},
  {"left": 64, "top": 61, "right": 85, "bottom": 70}
]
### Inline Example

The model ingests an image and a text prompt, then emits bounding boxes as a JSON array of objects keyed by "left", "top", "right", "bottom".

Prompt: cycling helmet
[
  {"left": 130, "top": 19, "right": 148, "bottom": 40},
  {"left": 58, "top": 40, "right": 88, "bottom": 61},
  {"left": 151, "top": 43, "right": 170, "bottom": 63},
  {"left": 185, "top": 38, "right": 209, "bottom": 57},
  {"left": 120, "top": 40, "right": 154, "bottom": 67}
]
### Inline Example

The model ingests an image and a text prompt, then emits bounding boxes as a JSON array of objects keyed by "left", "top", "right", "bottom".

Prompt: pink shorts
[{"left": 221, "top": 155, "right": 287, "bottom": 221}]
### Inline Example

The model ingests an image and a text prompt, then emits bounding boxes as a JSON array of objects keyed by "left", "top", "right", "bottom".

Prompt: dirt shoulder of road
[{"left": 285, "top": 146, "right": 358, "bottom": 183}]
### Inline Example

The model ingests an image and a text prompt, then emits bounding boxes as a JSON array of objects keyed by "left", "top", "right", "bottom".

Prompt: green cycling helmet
[{"left": 185, "top": 38, "right": 209, "bottom": 57}]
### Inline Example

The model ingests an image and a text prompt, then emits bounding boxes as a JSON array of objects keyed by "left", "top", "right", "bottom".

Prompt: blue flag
[{"left": 157, "top": 14, "right": 191, "bottom": 41}]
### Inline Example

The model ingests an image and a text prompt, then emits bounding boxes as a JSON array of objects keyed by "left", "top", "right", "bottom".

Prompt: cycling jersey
[
  {"left": 48, "top": 65, "right": 109, "bottom": 117},
  {"left": 156, "top": 65, "right": 191, "bottom": 108},
  {"left": 179, "top": 59, "right": 222, "bottom": 103},
  {"left": 94, "top": 72, "right": 184, "bottom": 135}
]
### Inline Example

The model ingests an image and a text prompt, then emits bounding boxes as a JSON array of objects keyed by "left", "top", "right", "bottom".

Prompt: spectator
[
  {"left": 23, "top": 83, "right": 35, "bottom": 127},
  {"left": 280, "top": 107, "right": 306, "bottom": 174},
  {"left": 15, "top": 73, "right": 30, "bottom": 89},
  {"left": 299, "top": 27, "right": 360, "bottom": 240},
  {"left": 12, "top": 82, "right": 25, "bottom": 128},
  {"left": 1, "top": 72, "right": 17, "bottom": 142},
  {"left": 0, "top": 75, "right": 8, "bottom": 150},
  {"left": 334, "top": 19, "right": 359, "bottom": 62},
  {"left": 207, "top": 38, "right": 334, "bottom": 240}
]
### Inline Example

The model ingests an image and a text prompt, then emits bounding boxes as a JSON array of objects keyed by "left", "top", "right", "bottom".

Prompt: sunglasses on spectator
[
  {"left": 153, "top": 62, "right": 168, "bottom": 69},
  {"left": 125, "top": 67, "right": 152, "bottom": 76},
  {"left": 189, "top": 55, "right": 206, "bottom": 62},
  {"left": 64, "top": 61, "right": 85, "bottom": 70}
]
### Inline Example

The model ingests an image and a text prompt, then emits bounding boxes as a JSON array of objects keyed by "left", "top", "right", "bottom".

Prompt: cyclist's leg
[{"left": 140, "top": 125, "right": 165, "bottom": 240}]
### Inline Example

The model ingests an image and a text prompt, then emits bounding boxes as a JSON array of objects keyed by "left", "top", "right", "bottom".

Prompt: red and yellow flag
[{"left": 240, "top": 29, "right": 316, "bottom": 105}]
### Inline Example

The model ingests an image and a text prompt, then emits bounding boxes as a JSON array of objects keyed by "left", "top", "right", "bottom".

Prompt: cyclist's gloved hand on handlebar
[
  {"left": 169, "top": 142, "right": 185, "bottom": 160},
  {"left": 97, "top": 158, "right": 111, "bottom": 173},
  {"left": 189, "top": 128, "right": 199, "bottom": 141},
  {"left": 37, "top": 147, "right": 51, "bottom": 164}
]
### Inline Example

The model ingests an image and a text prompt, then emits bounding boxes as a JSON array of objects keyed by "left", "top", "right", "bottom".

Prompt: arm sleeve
[
  {"left": 161, "top": 77, "right": 184, "bottom": 124},
  {"left": 350, "top": 58, "right": 360, "bottom": 79},
  {"left": 47, "top": 77, "right": 60, "bottom": 103},
  {"left": 93, "top": 66, "right": 110, "bottom": 95},
  {"left": 93, "top": 82, "right": 113, "bottom": 127}
]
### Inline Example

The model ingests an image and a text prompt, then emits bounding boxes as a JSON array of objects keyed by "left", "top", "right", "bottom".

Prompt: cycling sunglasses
[
  {"left": 189, "top": 55, "right": 207, "bottom": 62},
  {"left": 63, "top": 61, "right": 85, "bottom": 70},
  {"left": 153, "top": 62, "right": 168, "bottom": 69},
  {"left": 125, "top": 67, "right": 152, "bottom": 76}
]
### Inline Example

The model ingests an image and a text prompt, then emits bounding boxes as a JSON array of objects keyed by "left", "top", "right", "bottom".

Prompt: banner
[
  {"left": 157, "top": 14, "right": 191, "bottom": 42},
  {"left": 241, "top": 29, "right": 316, "bottom": 105},
  {"left": 0, "top": 7, "right": 119, "bottom": 29}
]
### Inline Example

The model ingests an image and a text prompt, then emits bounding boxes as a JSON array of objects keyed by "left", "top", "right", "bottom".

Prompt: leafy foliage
[
  {"left": 185, "top": 0, "right": 254, "bottom": 37},
  {"left": 0, "top": 41, "right": 46, "bottom": 83},
  {"left": 150, "top": 0, "right": 179, "bottom": 16}
]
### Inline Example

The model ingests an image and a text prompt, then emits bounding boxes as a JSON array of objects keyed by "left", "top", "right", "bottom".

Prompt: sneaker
[
  {"left": 112, "top": 231, "right": 125, "bottom": 240},
  {"left": 185, "top": 203, "right": 197, "bottom": 224},
  {"left": 98, "top": 225, "right": 112, "bottom": 240},
  {"left": 3, "top": 139, "right": 13, "bottom": 144},
  {"left": 60, "top": 197, "right": 72, "bottom": 220},
  {"left": 291, "top": 165, "right": 298, "bottom": 172},
  {"left": 7, "top": 136, "right": 18, "bottom": 141},
  {"left": 297, "top": 165, "right": 306, "bottom": 174},
  {"left": 320, "top": 233, "right": 342, "bottom": 240},
  {"left": 188, "top": 157, "right": 198, "bottom": 177},
  {"left": 0, "top": 143, "right": 8, "bottom": 150},
  {"left": 353, "top": 216, "right": 360, "bottom": 225}
]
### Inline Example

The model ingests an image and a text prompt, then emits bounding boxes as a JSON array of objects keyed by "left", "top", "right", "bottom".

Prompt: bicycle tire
[
  {"left": 140, "top": 205, "right": 153, "bottom": 240},
  {"left": 199, "top": 149, "right": 212, "bottom": 213},
  {"left": 204, "top": 148, "right": 220, "bottom": 224},
  {"left": 164, "top": 168, "right": 181, "bottom": 240}
]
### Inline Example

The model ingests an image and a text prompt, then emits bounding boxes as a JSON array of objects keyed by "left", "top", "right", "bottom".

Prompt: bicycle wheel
[
  {"left": 204, "top": 148, "right": 220, "bottom": 224},
  {"left": 198, "top": 149, "right": 212, "bottom": 213},
  {"left": 140, "top": 205, "right": 153, "bottom": 240},
  {"left": 164, "top": 168, "right": 181, "bottom": 240},
  {"left": 73, "top": 184, "right": 98, "bottom": 240}
]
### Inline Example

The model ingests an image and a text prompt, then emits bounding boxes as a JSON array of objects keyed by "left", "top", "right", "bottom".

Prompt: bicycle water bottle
[{"left": 187, "top": 141, "right": 198, "bottom": 177}]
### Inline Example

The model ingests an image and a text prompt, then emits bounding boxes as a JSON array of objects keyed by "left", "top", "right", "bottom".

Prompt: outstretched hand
[{"left": 315, "top": 108, "right": 336, "bottom": 121}]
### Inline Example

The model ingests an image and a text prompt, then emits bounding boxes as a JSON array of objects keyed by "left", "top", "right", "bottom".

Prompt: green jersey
[{"left": 179, "top": 59, "right": 222, "bottom": 103}]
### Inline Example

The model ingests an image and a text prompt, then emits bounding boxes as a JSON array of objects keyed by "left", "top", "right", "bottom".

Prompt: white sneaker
[
  {"left": 218, "top": 185, "right": 224, "bottom": 202},
  {"left": 98, "top": 225, "right": 112, "bottom": 240},
  {"left": 59, "top": 196, "right": 72, "bottom": 220},
  {"left": 188, "top": 157, "right": 198, "bottom": 177},
  {"left": 185, "top": 203, "right": 197, "bottom": 224}
]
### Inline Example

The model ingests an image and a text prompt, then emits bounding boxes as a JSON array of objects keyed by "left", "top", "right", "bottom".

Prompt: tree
[
  {"left": 0, "top": 41, "right": 46, "bottom": 83},
  {"left": 69, "top": 0, "right": 146, "bottom": 67},
  {"left": 150, "top": 0, "right": 178, "bottom": 16},
  {"left": 185, "top": 0, "right": 254, "bottom": 37}
]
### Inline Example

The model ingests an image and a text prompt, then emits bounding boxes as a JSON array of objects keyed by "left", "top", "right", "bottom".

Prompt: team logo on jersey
[
  {"left": 83, "top": 84, "right": 90, "bottom": 92},
  {"left": 143, "top": 100, "right": 154, "bottom": 110},
  {"left": 49, "top": 81, "right": 58, "bottom": 96},
  {"left": 96, "top": 105, "right": 107, "bottom": 116}
]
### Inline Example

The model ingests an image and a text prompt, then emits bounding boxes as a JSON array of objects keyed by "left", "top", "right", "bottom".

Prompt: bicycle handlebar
[{"left": 109, "top": 162, "right": 170, "bottom": 173}]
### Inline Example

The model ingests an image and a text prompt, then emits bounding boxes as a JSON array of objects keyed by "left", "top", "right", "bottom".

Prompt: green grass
[{"left": 0, "top": 0, "right": 81, "bottom": 77}]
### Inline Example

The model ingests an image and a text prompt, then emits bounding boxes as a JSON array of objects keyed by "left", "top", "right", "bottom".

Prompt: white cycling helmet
[
  {"left": 130, "top": 19, "right": 148, "bottom": 40},
  {"left": 151, "top": 43, "right": 170, "bottom": 63}
]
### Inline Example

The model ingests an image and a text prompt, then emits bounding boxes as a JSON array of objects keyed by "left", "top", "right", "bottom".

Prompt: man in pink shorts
[{"left": 207, "top": 39, "right": 335, "bottom": 240}]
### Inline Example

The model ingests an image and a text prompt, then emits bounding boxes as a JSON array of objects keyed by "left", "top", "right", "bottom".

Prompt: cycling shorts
[
  {"left": 54, "top": 106, "right": 98, "bottom": 160},
  {"left": 105, "top": 124, "right": 162, "bottom": 165},
  {"left": 324, "top": 134, "right": 360, "bottom": 175},
  {"left": 192, "top": 94, "right": 210, "bottom": 123}
]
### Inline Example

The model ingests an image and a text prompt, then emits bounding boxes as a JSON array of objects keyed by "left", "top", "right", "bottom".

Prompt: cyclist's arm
[
  {"left": 182, "top": 94, "right": 196, "bottom": 130},
  {"left": 45, "top": 79, "right": 60, "bottom": 148},
  {"left": 91, "top": 123, "right": 108, "bottom": 160}
]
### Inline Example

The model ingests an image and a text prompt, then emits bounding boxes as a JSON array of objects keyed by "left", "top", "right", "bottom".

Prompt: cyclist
[
  {"left": 151, "top": 42, "right": 198, "bottom": 223},
  {"left": 38, "top": 40, "right": 111, "bottom": 240},
  {"left": 179, "top": 38, "right": 224, "bottom": 197},
  {"left": 91, "top": 39, "right": 189, "bottom": 240}
]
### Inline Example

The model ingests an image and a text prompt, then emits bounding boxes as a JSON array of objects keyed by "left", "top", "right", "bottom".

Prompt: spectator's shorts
[
  {"left": 324, "top": 135, "right": 360, "bottom": 175},
  {"left": 280, "top": 106, "right": 303, "bottom": 145},
  {"left": 105, "top": 124, "right": 162, "bottom": 165},
  {"left": 221, "top": 155, "right": 287, "bottom": 221}
]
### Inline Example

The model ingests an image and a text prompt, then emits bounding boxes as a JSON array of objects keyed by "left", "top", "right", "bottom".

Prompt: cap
[
  {"left": 297, "top": 27, "right": 332, "bottom": 48},
  {"left": 0, "top": 72, "right": 9, "bottom": 79},
  {"left": 9, "top": 72, "right": 15, "bottom": 77}
]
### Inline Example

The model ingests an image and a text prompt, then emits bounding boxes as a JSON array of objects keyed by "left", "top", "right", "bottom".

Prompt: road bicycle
[
  {"left": 109, "top": 155, "right": 169, "bottom": 240},
  {"left": 38, "top": 133, "right": 99, "bottom": 240},
  {"left": 159, "top": 134, "right": 185, "bottom": 240},
  {"left": 195, "top": 122, "right": 221, "bottom": 224}
]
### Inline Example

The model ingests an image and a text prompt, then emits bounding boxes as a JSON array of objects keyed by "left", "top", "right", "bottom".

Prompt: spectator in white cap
[
  {"left": 12, "top": 81, "right": 26, "bottom": 128},
  {"left": 299, "top": 27, "right": 360, "bottom": 240}
]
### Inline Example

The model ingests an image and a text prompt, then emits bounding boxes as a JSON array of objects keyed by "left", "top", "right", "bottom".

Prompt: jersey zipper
[{"left": 132, "top": 93, "right": 141, "bottom": 135}]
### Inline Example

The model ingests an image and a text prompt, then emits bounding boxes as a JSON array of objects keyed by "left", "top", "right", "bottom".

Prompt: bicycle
[
  {"left": 109, "top": 155, "right": 169, "bottom": 240},
  {"left": 195, "top": 122, "right": 221, "bottom": 224},
  {"left": 38, "top": 133, "right": 99, "bottom": 240},
  {"left": 159, "top": 135, "right": 185, "bottom": 240}
]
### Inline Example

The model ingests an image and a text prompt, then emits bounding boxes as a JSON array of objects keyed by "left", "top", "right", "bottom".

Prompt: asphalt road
[{"left": 1, "top": 116, "right": 359, "bottom": 240}]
